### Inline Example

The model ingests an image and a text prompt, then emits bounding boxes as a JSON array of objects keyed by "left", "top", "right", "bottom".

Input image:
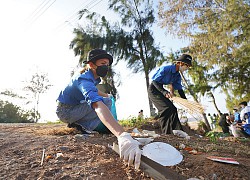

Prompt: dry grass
[
  {"left": 35, "top": 126, "right": 78, "bottom": 135},
  {"left": 171, "top": 97, "right": 205, "bottom": 114}
]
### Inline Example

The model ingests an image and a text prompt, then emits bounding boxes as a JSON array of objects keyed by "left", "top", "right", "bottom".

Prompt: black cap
[
  {"left": 86, "top": 49, "right": 113, "bottom": 66},
  {"left": 175, "top": 54, "right": 192, "bottom": 66},
  {"left": 239, "top": 101, "right": 247, "bottom": 106}
]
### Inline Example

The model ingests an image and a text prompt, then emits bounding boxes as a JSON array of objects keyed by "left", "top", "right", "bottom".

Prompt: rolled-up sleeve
[{"left": 78, "top": 77, "right": 103, "bottom": 107}]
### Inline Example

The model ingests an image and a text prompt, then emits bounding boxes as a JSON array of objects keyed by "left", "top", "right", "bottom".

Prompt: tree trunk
[
  {"left": 145, "top": 72, "right": 154, "bottom": 117},
  {"left": 209, "top": 92, "right": 221, "bottom": 117},
  {"left": 35, "top": 93, "right": 40, "bottom": 123},
  {"left": 179, "top": 71, "right": 211, "bottom": 131}
]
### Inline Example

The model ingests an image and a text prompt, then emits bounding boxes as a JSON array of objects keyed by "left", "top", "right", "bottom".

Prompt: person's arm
[
  {"left": 92, "top": 101, "right": 141, "bottom": 169},
  {"left": 169, "top": 84, "right": 175, "bottom": 97},
  {"left": 93, "top": 101, "right": 123, "bottom": 137},
  {"left": 152, "top": 80, "right": 170, "bottom": 97},
  {"left": 178, "top": 89, "right": 187, "bottom": 99}
]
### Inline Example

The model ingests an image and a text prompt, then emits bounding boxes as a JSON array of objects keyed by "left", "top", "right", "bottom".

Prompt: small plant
[
  {"left": 119, "top": 116, "right": 148, "bottom": 128},
  {"left": 205, "top": 131, "right": 225, "bottom": 142},
  {"left": 46, "top": 120, "right": 62, "bottom": 124}
]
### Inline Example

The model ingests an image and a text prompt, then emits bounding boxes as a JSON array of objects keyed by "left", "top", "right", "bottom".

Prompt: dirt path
[{"left": 0, "top": 123, "right": 250, "bottom": 180}]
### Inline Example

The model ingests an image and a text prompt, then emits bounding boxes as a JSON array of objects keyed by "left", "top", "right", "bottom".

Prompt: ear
[{"left": 88, "top": 62, "right": 96, "bottom": 69}]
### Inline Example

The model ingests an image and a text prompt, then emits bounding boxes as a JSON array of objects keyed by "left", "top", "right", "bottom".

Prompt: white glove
[
  {"left": 117, "top": 132, "right": 141, "bottom": 170},
  {"left": 173, "top": 130, "right": 190, "bottom": 140}
]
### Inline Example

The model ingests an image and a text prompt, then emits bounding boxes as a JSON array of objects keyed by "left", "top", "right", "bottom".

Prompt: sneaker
[{"left": 67, "top": 123, "right": 90, "bottom": 134}]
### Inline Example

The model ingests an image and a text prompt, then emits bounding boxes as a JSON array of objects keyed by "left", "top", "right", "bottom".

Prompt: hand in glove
[
  {"left": 173, "top": 130, "right": 190, "bottom": 140},
  {"left": 117, "top": 132, "right": 141, "bottom": 170}
]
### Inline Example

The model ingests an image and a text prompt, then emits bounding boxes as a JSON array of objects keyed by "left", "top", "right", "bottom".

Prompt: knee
[{"left": 162, "top": 105, "right": 177, "bottom": 114}]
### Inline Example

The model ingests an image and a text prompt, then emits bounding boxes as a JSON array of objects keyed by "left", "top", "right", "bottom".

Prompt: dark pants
[
  {"left": 218, "top": 115, "right": 230, "bottom": 133},
  {"left": 148, "top": 83, "right": 183, "bottom": 134}
]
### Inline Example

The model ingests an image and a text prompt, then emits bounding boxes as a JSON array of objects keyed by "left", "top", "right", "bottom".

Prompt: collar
[{"left": 171, "top": 64, "right": 178, "bottom": 73}]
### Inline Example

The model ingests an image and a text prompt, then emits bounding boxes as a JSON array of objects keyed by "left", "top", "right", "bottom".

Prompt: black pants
[
  {"left": 148, "top": 83, "right": 183, "bottom": 134},
  {"left": 218, "top": 115, "right": 230, "bottom": 133}
]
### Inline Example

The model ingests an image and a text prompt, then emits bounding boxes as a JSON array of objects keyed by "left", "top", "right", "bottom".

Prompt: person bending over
[
  {"left": 148, "top": 54, "right": 192, "bottom": 134},
  {"left": 56, "top": 49, "right": 141, "bottom": 169}
]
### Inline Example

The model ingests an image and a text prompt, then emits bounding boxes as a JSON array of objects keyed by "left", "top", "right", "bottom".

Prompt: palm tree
[{"left": 70, "top": 0, "right": 164, "bottom": 115}]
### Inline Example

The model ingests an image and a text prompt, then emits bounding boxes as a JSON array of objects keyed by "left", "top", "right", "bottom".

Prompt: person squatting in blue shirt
[
  {"left": 56, "top": 49, "right": 141, "bottom": 170},
  {"left": 148, "top": 54, "right": 192, "bottom": 134},
  {"left": 233, "top": 108, "right": 241, "bottom": 123}
]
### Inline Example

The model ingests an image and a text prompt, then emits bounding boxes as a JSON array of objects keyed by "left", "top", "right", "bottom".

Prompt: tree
[
  {"left": 158, "top": 0, "right": 250, "bottom": 109},
  {"left": 0, "top": 100, "right": 33, "bottom": 123},
  {"left": 70, "top": 0, "right": 165, "bottom": 115},
  {"left": 23, "top": 71, "right": 52, "bottom": 122}
]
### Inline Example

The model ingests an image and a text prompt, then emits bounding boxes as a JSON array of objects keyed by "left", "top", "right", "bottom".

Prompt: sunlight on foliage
[{"left": 119, "top": 116, "right": 149, "bottom": 128}]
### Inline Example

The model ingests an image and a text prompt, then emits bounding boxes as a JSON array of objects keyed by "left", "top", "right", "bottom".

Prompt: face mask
[
  {"left": 179, "top": 64, "right": 189, "bottom": 72},
  {"left": 95, "top": 65, "right": 109, "bottom": 77},
  {"left": 179, "top": 66, "right": 185, "bottom": 72}
]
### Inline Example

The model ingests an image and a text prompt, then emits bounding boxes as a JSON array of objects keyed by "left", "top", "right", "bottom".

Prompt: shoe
[{"left": 67, "top": 123, "right": 90, "bottom": 134}]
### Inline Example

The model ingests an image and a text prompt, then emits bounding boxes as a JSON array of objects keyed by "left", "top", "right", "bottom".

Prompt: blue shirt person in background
[
  {"left": 148, "top": 54, "right": 192, "bottom": 134},
  {"left": 56, "top": 49, "right": 141, "bottom": 170},
  {"left": 233, "top": 108, "right": 241, "bottom": 123}
]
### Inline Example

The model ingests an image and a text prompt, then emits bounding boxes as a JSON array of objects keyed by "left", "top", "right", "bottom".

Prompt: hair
[
  {"left": 239, "top": 101, "right": 247, "bottom": 106},
  {"left": 80, "top": 64, "right": 89, "bottom": 74}
]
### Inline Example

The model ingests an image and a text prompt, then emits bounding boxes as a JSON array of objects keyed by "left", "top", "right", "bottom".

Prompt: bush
[
  {"left": 119, "top": 116, "right": 149, "bottom": 128},
  {"left": 0, "top": 100, "right": 34, "bottom": 123}
]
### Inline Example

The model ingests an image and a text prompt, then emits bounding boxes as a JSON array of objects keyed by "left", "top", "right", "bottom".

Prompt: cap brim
[{"left": 89, "top": 54, "right": 113, "bottom": 66}]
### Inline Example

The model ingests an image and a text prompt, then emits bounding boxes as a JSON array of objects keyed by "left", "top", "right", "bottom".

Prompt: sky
[{"left": 0, "top": 0, "right": 228, "bottom": 122}]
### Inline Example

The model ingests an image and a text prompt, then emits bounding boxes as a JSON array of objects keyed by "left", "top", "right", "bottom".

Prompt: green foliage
[
  {"left": 70, "top": 0, "right": 165, "bottom": 115},
  {"left": 119, "top": 116, "right": 148, "bottom": 128},
  {"left": 205, "top": 131, "right": 230, "bottom": 143},
  {"left": 158, "top": 0, "right": 250, "bottom": 106},
  {"left": 0, "top": 100, "right": 34, "bottom": 123},
  {"left": 46, "top": 120, "right": 62, "bottom": 124}
]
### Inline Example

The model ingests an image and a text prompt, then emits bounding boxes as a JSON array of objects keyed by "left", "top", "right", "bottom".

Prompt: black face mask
[{"left": 95, "top": 65, "right": 109, "bottom": 77}]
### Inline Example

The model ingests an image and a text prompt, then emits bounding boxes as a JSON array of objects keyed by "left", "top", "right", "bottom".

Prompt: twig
[{"left": 40, "top": 148, "right": 45, "bottom": 166}]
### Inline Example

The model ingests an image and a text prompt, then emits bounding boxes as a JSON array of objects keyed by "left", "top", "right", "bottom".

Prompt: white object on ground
[
  {"left": 132, "top": 128, "right": 140, "bottom": 133},
  {"left": 141, "top": 130, "right": 160, "bottom": 138},
  {"left": 131, "top": 128, "right": 160, "bottom": 138},
  {"left": 142, "top": 142, "right": 183, "bottom": 166},
  {"left": 173, "top": 130, "right": 190, "bottom": 140},
  {"left": 207, "top": 156, "right": 239, "bottom": 165},
  {"left": 135, "top": 137, "right": 154, "bottom": 145}
]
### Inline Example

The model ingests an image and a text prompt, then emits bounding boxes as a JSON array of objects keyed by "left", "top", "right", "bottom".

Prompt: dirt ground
[{"left": 0, "top": 122, "right": 250, "bottom": 180}]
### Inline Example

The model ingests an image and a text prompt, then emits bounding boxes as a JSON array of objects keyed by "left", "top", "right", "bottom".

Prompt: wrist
[{"left": 118, "top": 132, "right": 130, "bottom": 138}]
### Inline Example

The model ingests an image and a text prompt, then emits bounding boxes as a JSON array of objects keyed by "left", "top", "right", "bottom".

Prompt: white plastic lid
[{"left": 142, "top": 142, "right": 183, "bottom": 166}]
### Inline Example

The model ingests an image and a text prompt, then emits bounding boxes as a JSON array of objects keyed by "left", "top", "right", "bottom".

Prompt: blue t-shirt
[
  {"left": 57, "top": 70, "right": 103, "bottom": 107},
  {"left": 234, "top": 112, "right": 241, "bottom": 123},
  {"left": 152, "top": 64, "right": 183, "bottom": 90}
]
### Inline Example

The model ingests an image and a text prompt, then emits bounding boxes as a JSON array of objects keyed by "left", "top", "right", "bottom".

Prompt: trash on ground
[
  {"left": 206, "top": 156, "right": 239, "bottom": 165},
  {"left": 142, "top": 142, "right": 183, "bottom": 166},
  {"left": 178, "top": 143, "right": 186, "bottom": 149},
  {"left": 131, "top": 128, "right": 160, "bottom": 138},
  {"left": 188, "top": 149, "right": 202, "bottom": 155},
  {"left": 173, "top": 130, "right": 190, "bottom": 140},
  {"left": 135, "top": 137, "right": 154, "bottom": 145}
]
